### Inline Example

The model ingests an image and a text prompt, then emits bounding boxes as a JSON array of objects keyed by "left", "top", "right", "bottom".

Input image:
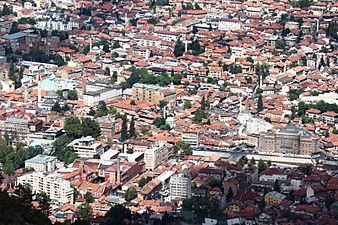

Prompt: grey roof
[
  {"left": 25, "top": 154, "right": 57, "bottom": 164},
  {"left": 1, "top": 32, "right": 29, "bottom": 40}
]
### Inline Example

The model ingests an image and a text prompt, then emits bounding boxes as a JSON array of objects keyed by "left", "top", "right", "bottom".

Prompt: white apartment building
[
  {"left": 154, "top": 30, "right": 180, "bottom": 42},
  {"left": 218, "top": 18, "right": 242, "bottom": 31},
  {"left": 17, "top": 172, "right": 74, "bottom": 204},
  {"left": 181, "top": 130, "right": 200, "bottom": 146},
  {"left": 169, "top": 170, "right": 192, "bottom": 199},
  {"left": 83, "top": 81, "right": 122, "bottom": 107},
  {"left": 25, "top": 155, "right": 59, "bottom": 172},
  {"left": 134, "top": 34, "right": 161, "bottom": 48},
  {"left": 68, "top": 136, "right": 104, "bottom": 158},
  {"left": 144, "top": 142, "right": 172, "bottom": 170}
]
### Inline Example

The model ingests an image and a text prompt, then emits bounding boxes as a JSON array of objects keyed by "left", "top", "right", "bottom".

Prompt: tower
[{"left": 89, "top": 37, "right": 92, "bottom": 52}]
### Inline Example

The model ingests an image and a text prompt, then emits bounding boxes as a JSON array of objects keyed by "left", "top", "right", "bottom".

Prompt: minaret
[
  {"left": 24, "top": 87, "right": 29, "bottom": 103},
  {"left": 259, "top": 73, "right": 263, "bottom": 88}
]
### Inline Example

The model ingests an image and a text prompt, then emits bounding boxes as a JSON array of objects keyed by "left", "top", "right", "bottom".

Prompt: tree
[
  {"left": 192, "top": 26, "right": 198, "bottom": 34},
  {"left": 78, "top": 203, "right": 92, "bottom": 220},
  {"left": 189, "top": 39, "right": 203, "bottom": 55},
  {"left": 51, "top": 102, "right": 62, "bottom": 112},
  {"left": 120, "top": 115, "right": 128, "bottom": 142},
  {"left": 184, "top": 101, "right": 192, "bottom": 109},
  {"left": 128, "top": 116, "right": 136, "bottom": 138},
  {"left": 174, "top": 39, "right": 185, "bottom": 57},
  {"left": 226, "top": 187, "right": 233, "bottom": 200},
  {"left": 318, "top": 56, "right": 326, "bottom": 69},
  {"left": 84, "top": 192, "right": 94, "bottom": 203},
  {"left": 104, "top": 204, "right": 132, "bottom": 225},
  {"left": 238, "top": 156, "right": 248, "bottom": 166},
  {"left": 298, "top": 101, "right": 307, "bottom": 116},
  {"left": 273, "top": 179, "right": 281, "bottom": 192},
  {"left": 182, "top": 198, "right": 194, "bottom": 211},
  {"left": 258, "top": 159, "right": 267, "bottom": 173},
  {"left": 67, "top": 90, "right": 78, "bottom": 100},
  {"left": 194, "top": 108, "right": 208, "bottom": 124},
  {"left": 153, "top": 117, "right": 166, "bottom": 128},
  {"left": 288, "top": 89, "right": 301, "bottom": 101},
  {"left": 257, "top": 94, "right": 263, "bottom": 112},
  {"left": 64, "top": 117, "right": 100, "bottom": 139},
  {"left": 35, "top": 192, "right": 50, "bottom": 215},
  {"left": 250, "top": 157, "right": 256, "bottom": 165},
  {"left": 103, "top": 43, "right": 110, "bottom": 53},
  {"left": 159, "top": 100, "right": 168, "bottom": 109},
  {"left": 96, "top": 101, "right": 108, "bottom": 117},
  {"left": 124, "top": 186, "right": 137, "bottom": 201},
  {"left": 201, "top": 95, "right": 206, "bottom": 110}
]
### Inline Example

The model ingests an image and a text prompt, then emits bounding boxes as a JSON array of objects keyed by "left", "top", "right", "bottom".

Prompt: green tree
[
  {"left": 273, "top": 179, "right": 281, "bottom": 192},
  {"left": 182, "top": 198, "right": 194, "bottom": 211},
  {"left": 35, "top": 192, "right": 50, "bottom": 215},
  {"left": 174, "top": 39, "right": 185, "bottom": 57},
  {"left": 184, "top": 101, "right": 192, "bottom": 109},
  {"left": 124, "top": 186, "right": 137, "bottom": 201},
  {"left": 153, "top": 117, "right": 166, "bottom": 128},
  {"left": 120, "top": 115, "right": 128, "bottom": 142},
  {"left": 128, "top": 116, "right": 136, "bottom": 138},
  {"left": 104, "top": 204, "right": 132, "bottom": 225},
  {"left": 257, "top": 94, "right": 263, "bottom": 112},
  {"left": 258, "top": 159, "right": 267, "bottom": 173},
  {"left": 67, "top": 90, "right": 78, "bottom": 100},
  {"left": 51, "top": 102, "right": 62, "bottom": 112},
  {"left": 84, "top": 192, "right": 94, "bottom": 203},
  {"left": 159, "top": 100, "right": 168, "bottom": 109},
  {"left": 298, "top": 101, "right": 307, "bottom": 116},
  {"left": 250, "top": 157, "right": 256, "bottom": 165},
  {"left": 275, "top": 38, "right": 286, "bottom": 50},
  {"left": 78, "top": 203, "right": 92, "bottom": 220}
]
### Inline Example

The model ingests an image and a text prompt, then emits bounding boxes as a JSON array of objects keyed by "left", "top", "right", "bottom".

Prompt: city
[{"left": 0, "top": 0, "right": 337, "bottom": 224}]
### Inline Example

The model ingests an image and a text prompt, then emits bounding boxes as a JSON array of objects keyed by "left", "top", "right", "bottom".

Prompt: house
[{"left": 264, "top": 191, "right": 286, "bottom": 206}]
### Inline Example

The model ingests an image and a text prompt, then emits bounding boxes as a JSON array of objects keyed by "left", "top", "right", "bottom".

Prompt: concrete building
[
  {"left": 0, "top": 112, "right": 43, "bottom": 144},
  {"left": 83, "top": 80, "right": 122, "bottom": 107},
  {"left": 25, "top": 155, "right": 60, "bottom": 172},
  {"left": 258, "top": 124, "right": 319, "bottom": 155},
  {"left": 218, "top": 18, "right": 242, "bottom": 31},
  {"left": 131, "top": 83, "right": 176, "bottom": 106},
  {"left": 169, "top": 170, "right": 192, "bottom": 199},
  {"left": 181, "top": 130, "right": 200, "bottom": 146},
  {"left": 17, "top": 172, "right": 74, "bottom": 204},
  {"left": 68, "top": 136, "right": 104, "bottom": 158},
  {"left": 144, "top": 142, "right": 173, "bottom": 170}
]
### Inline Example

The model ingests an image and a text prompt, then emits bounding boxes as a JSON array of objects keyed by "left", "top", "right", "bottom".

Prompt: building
[
  {"left": 131, "top": 83, "right": 176, "bottom": 106},
  {"left": 144, "top": 142, "right": 173, "bottom": 170},
  {"left": 25, "top": 155, "right": 60, "bottom": 172},
  {"left": 0, "top": 112, "right": 43, "bottom": 144},
  {"left": 83, "top": 80, "right": 122, "bottom": 107},
  {"left": 258, "top": 124, "right": 319, "bottom": 155},
  {"left": 218, "top": 18, "right": 242, "bottom": 31},
  {"left": 17, "top": 172, "right": 74, "bottom": 204},
  {"left": 264, "top": 191, "right": 286, "bottom": 206},
  {"left": 68, "top": 136, "right": 104, "bottom": 158},
  {"left": 169, "top": 170, "right": 192, "bottom": 199},
  {"left": 181, "top": 130, "right": 200, "bottom": 146}
]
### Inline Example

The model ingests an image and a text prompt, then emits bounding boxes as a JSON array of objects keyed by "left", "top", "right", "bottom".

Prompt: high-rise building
[
  {"left": 144, "top": 142, "right": 172, "bottom": 170},
  {"left": 17, "top": 172, "right": 74, "bottom": 204},
  {"left": 169, "top": 170, "right": 192, "bottom": 199}
]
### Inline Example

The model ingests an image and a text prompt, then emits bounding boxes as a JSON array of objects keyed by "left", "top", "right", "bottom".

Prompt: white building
[
  {"left": 181, "top": 130, "right": 200, "bottom": 146},
  {"left": 245, "top": 118, "right": 274, "bottom": 134},
  {"left": 68, "top": 136, "right": 104, "bottom": 158},
  {"left": 169, "top": 170, "right": 192, "bottom": 199},
  {"left": 25, "top": 155, "right": 60, "bottom": 172},
  {"left": 300, "top": 92, "right": 338, "bottom": 105},
  {"left": 218, "top": 18, "right": 242, "bottom": 31},
  {"left": 144, "top": 142, "right": 172, "bottom": 170},
  {"left": 17, "top": 172, "right": 74, "bottom": 204},
  {"left": 83, "top": 81, "right": 122, "bottom": 107}
]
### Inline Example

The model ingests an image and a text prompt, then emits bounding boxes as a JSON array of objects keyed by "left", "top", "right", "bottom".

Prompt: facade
[
  {"left": 68, "top": 136, "right": 104, "bottom": 158},
  {"left": 17, "top": 172, "right": 74, "bottom": 204},
  {"left": 258, "top": 124, "right": 319, "bottom": 155},
  {"left": 25, "top": 155, "right": 59, "bottom": 172},
  {"left": 169, "top": 170, "right": 192, "bottom": 199},
  {"left": 218, "top": 18, "right": 242, "bottom": 31},
  {"left": 181, "top": 130, "right": 200, "bottom": 146},
  {"left": 0, "top": 112, "right": 43, "bottom": 144},
  {"left": 264, "top": 191, "right": 286, "bottom": 206},
  {"left": 144, "top": 142, "right": 173, "bottom": 170},
  {"left": 131, "top": 83, "right": 176, "bottom": 105},
  {"left": 83, "top": 80, "right": 122, "bottom": 107}
]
